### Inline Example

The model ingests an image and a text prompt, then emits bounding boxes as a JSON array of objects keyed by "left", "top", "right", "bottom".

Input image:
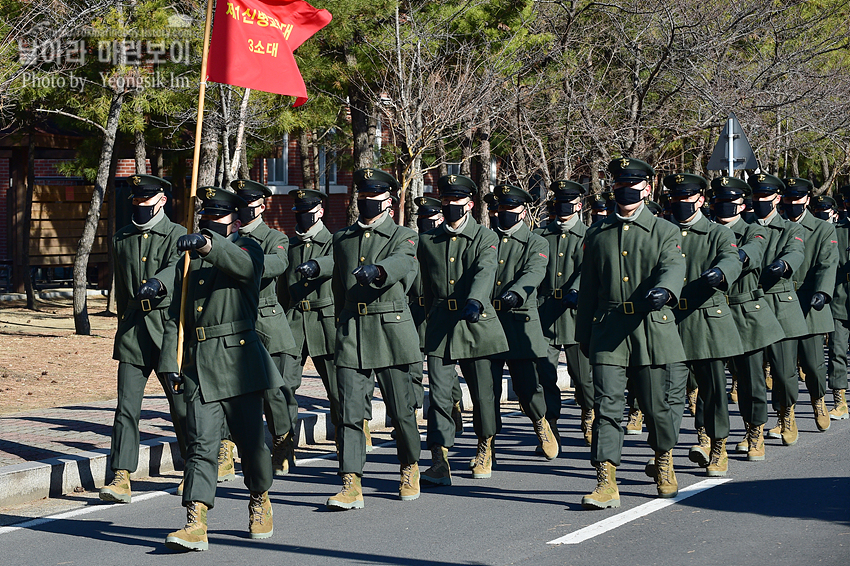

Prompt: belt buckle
[
  {"left": 300, "top": 299, "right": 311, "bottom": 312},
  {"left": 418, "top": 297, "right": 425, "bottom": 307},
  {"left": 448, "top": 299, "right": 458, "bottom": 311},
  {"left": 623, "top": 301, "right": 634, "bottom": 315},
  {"left": 553, "top": 289, "right": 562, "bottom": 300},
  {"left": 140, "top": 299, "right": 151, "bottom": 312},
  {"left": 678, "top": 298, "right": 688, "bottom": 310},
  {"left": 196, "top": 327, "right": 206, "bottom": 342},
  {"left": 726, "top": 295, "right": 730, "bottom": 304},
  {"left": 357, "top": 303, "right": 368, "bottom": 315},
  {"left": 493, "top": 299, "right": 502, "bottom": 311}
]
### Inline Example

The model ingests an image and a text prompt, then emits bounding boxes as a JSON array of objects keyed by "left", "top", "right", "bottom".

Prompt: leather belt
[
  {"left": 605, "top": 300, "right": 652, "bottom": 314},
  {"left": 344, "top": 300, "right": 406, "bottom": 315},
  {"left": 727, "top": 289, "right": 765, "bottom": 305},
  {"left": 193, "top": 320, "right": 253, "bottom": 342},
  {"left": 432, "top": 298, "right": 460, "bottom": 311},
  {"left": 295, "top": 297, "right": 333, "bottom": 311}
]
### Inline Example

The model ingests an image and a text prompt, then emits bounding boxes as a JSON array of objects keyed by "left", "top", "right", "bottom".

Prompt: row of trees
[{"left": 3, "top": 0, "right": 850, "bottom": 330}]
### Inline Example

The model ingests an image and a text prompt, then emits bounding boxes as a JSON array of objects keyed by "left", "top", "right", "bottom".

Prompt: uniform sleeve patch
[
  {"left": 831, "top": 240, "right": 838, "bottom": 243},
  {"left": 795, "top": 237, "right": 803, "bottom": 241},
  {"left": 407, "top": 239, "right": 415, "bottom": 245},
  {"left": 490, "top": 245, "right": 497, "bottom": 249},
  {"left": 241, "top": 247, "right": 248, "bottom": 251},
  {"left": 277, "top": 245, "right": 285, "bottom": 249},
  {"left": 731, "top": 244, "right": 737, "bottom": 247},
  {"left": 755, "top": 235, "right": 764, "bottom": 239},
  {"left": 539, "top": 253, "right": 548, "bottom": 259}
]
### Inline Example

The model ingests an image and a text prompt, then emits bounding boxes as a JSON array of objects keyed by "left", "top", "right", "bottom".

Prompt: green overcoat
[
  {"left": 576, "top": 206, "right": 687, "bottom": 366},
  {"left": 112, "top": 213, "right": 185, "bottom": 373},
  {"left": 278, "top": 223, "right": 336, "bottom": 357},
  {"left": 240, "top": 220, "right": 299, "bottom": 356},
  {"left": 171, "top": 230, "right": 281, "bottom": 402},
  {"left": 830, "top": 217, "right": 850, "bottom": 322},
  {"left": 533, "top": 219, "right": 585, "bottom": 346},
  {"left": 756, "top": 213, "right": 808, "bottom": 339},
  {"left": 792, "top": 212, "right": 838, "bottom": 335},
  {"left": 725, "top": 218, "right": 785, "bottom": 352},
  {"left": 407, "top": 263, "right": 427, "bottom": 351},
  {"left": 491, "top": 222, "right": 549, "bottom": 360},
  {"left": 673, "top": 213, "right": 743, "bottom": 360},
  {"left": 332, "top": 213, "right": 422, "bottom": 369},
  {"left": 418, "top": 218, "right": 508, "bottom": 360}
]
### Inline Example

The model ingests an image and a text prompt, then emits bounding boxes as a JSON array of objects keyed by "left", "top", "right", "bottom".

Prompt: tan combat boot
[
  {"left": 421, "top": 445, "right": 452, "bottom": 486},
  {"left": 747, "top": 424, "right": 765, "bottom": 461},
  {"left": 735, "top": 423, "right": 751, "bottom": 453},
  {"left": 326, "top": 473, "right": 364, "bottom": 510},
  {"left": 272, "top": 432, "right": 296, "bottom": 476},
  {"left": 811, "top": 396, "right": 831, "bottom": 431},
  {"left": 248, "top": 491, "right": 273, "bottom": 539},
  {"left": 728, "top": 377, "right": 738, "bottom": 404},
  {"left": 688, "top": 427, "right": 710, "bottom": 467},
  {"left": 533, "top": 417, "right": 559, "bottom": 460},
  {"left": 830, "top": 389, "right": 849, "bottom": 420},
  {"left": 165, "top": 501, "right": 209, "bottom": 552},
  {"left": 399, "top": 463, "right": 420, "bottom": 501},
  {"left": 581, "top": 407, "right": 594, "bottom": 446},
  {"left": 625, "top": 408, "right": 643, "bottom": 435},
  {"left": 471, "top": 436, "right": 493, "bottom": 479},
  {"left": 217, "top": 439, "right": 237, "bottom": 482},
  {"left": 687, "top": 387, "right": 699, "bottom": 417},
  {"left": 654, "top": 450, "right": 678, "bottom": 498},
  {"left": 765, "top": 419, "right": 782, "bottom": 439},
  {"left": 780, "top": 405, "right": 798, "bottom": 446},
  {"left": 364, "top": 420, "right": 373, "bottom": 452},
  {"left": 581, "top": 462, "right": 620, "bottom": 509},
  {"left": 452, "top": 402, "right": 464, "bottom": 434},
  {"left": 99, "top": 469, "right": 131, "bottom": 503},
  {"left": 469, "top": 436, "right": 496, "bottom": 469},
  {"left": 706, "top": 438, "right": 728, "bottom": 477}
]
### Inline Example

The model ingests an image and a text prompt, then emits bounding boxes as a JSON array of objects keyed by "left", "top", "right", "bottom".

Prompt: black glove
[
  {"left": 562, "top": 289, "right": 579, "bottom": 310},
  {"left": 135, "top": 278, "right": 164, "bottom": 299},
  {"left": 810, "top": 292, "right": 827, "bottom": 311},
  {"left": 296, "top": 260, "right": 320, "bottom": 278},
  {"left": 644, "top": 287, "right": 671, "bottom": 311},
  {"left": 737, "top": 248, "right": 749, "bottom": 265},
  {"left": 460, "top": 299, "right": 483, "bottom": 323},
  {"left": 497, "top": 290, "right": 522, "bottom": 310},
  {"left": 700, "top": 267, "right": 725, "bottom": 288},
  {"left": 766, "top": 259, "right": 788, "bottom": 278},
  {"left": 353, "top": 264, "right": 381, "bottom": 286},
  {"left": 177, "top": 233, "right": 207, "bottom": 252},
  {"left": 163, "top": 372, "right": 184, "bottom": 394}
]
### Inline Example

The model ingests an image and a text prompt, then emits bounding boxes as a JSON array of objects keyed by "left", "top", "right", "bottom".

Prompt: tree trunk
[
  {"left": 299, "top": 130, "right": 316, "bottom": 192},
  {"left": 23, "top": 134, "right": 36, "bottom": 310},
  {"left": 150, "top": 147, "right": 163, "bottom": 178},
  {"left": 106, "top": 143, "right": 120, "bottom": 315},
  {"left": 460, "top": 122, "right": 473, "bottom": 176},
  {"left": 73, "top": 89, "right": 125, "bottom": 335},
  {"left": 198, "top": 116, "right": 219, "bottom": 188},
  {"left": 228, "top": 88, "right": 251, "bottom": 184},
  {"left": 436, "top": 138, "right": 448, "bottom": 179},
  {"left": 134, "top": 129, "right": 146, "bottom": 174},
  {"left": 474, "top": 116, "right": 491, "bottom": 224}
]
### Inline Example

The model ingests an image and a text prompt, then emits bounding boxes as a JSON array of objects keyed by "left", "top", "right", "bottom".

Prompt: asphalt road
[{"left": 2, "top": 396, "right": 847, "bottom": 566}]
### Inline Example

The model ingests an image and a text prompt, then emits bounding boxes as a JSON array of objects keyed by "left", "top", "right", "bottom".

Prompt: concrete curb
[
  {"left": 0, "top": 369, "right": 571, "bottom": 508},
  {"left": 0, "top": 290, "right": 108, "bottom": 302}
]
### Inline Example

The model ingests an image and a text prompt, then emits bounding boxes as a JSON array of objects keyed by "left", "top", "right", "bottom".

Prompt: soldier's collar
[
  {"left": 442, "top": 215, "right": 476, "bottom": 238},
  {"left": 368, "top": 211, "right": 397, "bottom": 237},
  {"left": 678, "top": 211, "right": 709, "bottom": 233},
  {"left": 133, "top": 208, "right": 168, "bottom": 233},
  {"left": 615, "top": 204, "right": 653, "bottom": 232},
  {"left": 796, "top": 209, "right": 817, "bottom": 230},
  {"left": 498, "top": 221, "right": 530, "bottom": 242},
  {"left": 239, "top": 217, "right": 266, "bottom": 237}
]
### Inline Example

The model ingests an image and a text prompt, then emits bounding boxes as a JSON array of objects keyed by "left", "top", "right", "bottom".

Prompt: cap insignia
[
  {"left": 448, "top": 175, "right": 457, "bottom": 185},
  {"left": 721, "top": 177, "right": 728, "bottom": 186},
  {"left": 131, "top": 176, "right": 140, "bottom": 185},
  {"left": 205, "top": 187, "right": 216, "bottom": 200},
  {"left": 237, "top": 180, "right": 245, "bottom": 189},
  {"left": 788, "top": 178, "right": 796, "bottom": 186},
  {"left": 296, "top": 190, "right": 305, "bottom": 199},
  {"left": 757, "top": 174, "right": 766, "bottom": 182},
  {"left": 675, "top": 174, "right": 684, "bottom": 184},
  {"left": 620, "top": 158, "right": 630, "bottom": 169},
  {"left": 363, "top": 169, "right": 373, "bottom": 179}
]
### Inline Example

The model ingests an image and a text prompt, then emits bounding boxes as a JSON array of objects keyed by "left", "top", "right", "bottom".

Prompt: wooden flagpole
[{"left": 176, "top": 0, "right": 216, "bottom": 375}]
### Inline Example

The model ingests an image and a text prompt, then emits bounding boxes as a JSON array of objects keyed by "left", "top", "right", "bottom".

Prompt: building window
[
  {"left": 318, "top": 146, "right": 337, "bottom": 189},
  {"left": 447, "top": 162, "right": 461, "bottom": 175},
  {"left": 266, "top": 133, "right": 289, "bottom": 186}
]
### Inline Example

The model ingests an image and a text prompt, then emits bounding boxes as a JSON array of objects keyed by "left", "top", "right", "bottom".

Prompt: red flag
[{"left": 207, "top": 0, "right": 332, "bottom": 107}]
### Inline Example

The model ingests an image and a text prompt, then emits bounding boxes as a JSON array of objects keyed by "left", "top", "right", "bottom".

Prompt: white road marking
[{"left": 547, "top": 478, "right": 732, "bottom": 545}]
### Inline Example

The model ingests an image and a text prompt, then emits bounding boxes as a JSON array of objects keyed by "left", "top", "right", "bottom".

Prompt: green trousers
[
  {"left": 409, "top": 358, "right": 425, "bottom": 409},
  {"left": 337, "top": 365, "right": 420, "bottom": 475},
  {"left": 765, "top": 338, "right": 798, "bottom": 408},
  {"left": 261, "top": 352, "right": 297, "bottom": 438},
  {"left": 427, "top": 356, "right": 491, "bottom": 448},
  {"left": 828, "top": 319, "right": 850, "bottom": 390},
  {"left": 536, "top": 344, "right": 592, "bottom": 418},
  {"left": 181, "top": 377, "right": 272, "bottom": 509},
  {"left": 691, "top": 359, "right": 730, "bottom": 439},
  {"left": 109, "top": 361, "right": 187, "bottom": 472},
  {"left": 591, "top": 364, "right": 683, "bottom": 467},
  {"left": 730, "top": 349, "right": 768, "bottom": 427},
  {"left": 491, "top": 358, "right": 548, "bottom": 434}
]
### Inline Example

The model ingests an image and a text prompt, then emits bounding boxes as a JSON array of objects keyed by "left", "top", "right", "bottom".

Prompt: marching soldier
[
  {"left": 418, "top": 176, "right": 508, "bottom": 486},
  {"left": 779, "top": 178, "right": 837, "bottom": 433},
  {"left": 490, "top": 184, "right": 559, "bottom": 460},
  {"left": 326, "top": 168, "right": 422, "bottom": 510},
  {"left": 811, "top": 195, "right": 839, "bottom": 223},
  {"left": 577, "top": 158, "right": 687, "bottom": 509},
  {"left": 533, "top": 180, "right": 593, "bottom": 446},
  {"left": 710, "top": 177, "right": 785, "bottom": 461},
  {"left": 590, "top": 194, "right": 608, "bottom": 225},
  {"left": 277, "top": 188, "right": 342, "bottom": 450},
  {"left": 100, "top": 174, "right": 188, "bottom": 504},
  {"left": 165, "top": 188, "right": 278, "bottom": 551},
  {"left": 231, "top": 179, "right": 301, "bottom": 477},
  {"left": 664, "top": 173, "right": 743, "bottom": 477},
  {"left": 483, "top": 192, "right": 500, "bottom": 230},
  {"left": 746, "top": 173, "right": 808, "bottom": 447},
  {"left": 828, "top": 187, "right": 850, "bottom": 419}
]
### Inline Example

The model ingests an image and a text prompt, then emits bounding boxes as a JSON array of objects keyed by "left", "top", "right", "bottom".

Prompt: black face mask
[
  {"left": 497, "top": 210, "right": 522, "bottom": 230},
  {"left": 813, "top": 210, "right": 833, "bottom": 221},
  {"left": 199, "top": 218, "right": 230, "bottom": 237},
  {"left": 357, "top": 197, "right": 387, "bottom": 219},
  {"left": 613, "top": 187, "right": 643, "bottom": 205},
  {"left": 239, "top": 205, "right": 261, "bottom": 225},
  {"left": 554, "top": 201, "right": 576, "bottom": 217},
  {"left": 441, "top": 203, "right": 467, "bottom": 224},
  {"left": 132, "top": 203, "right": 157, "bottom": 224},
  {"left": 295, "top": 210, "right": 319, "bottom": 232},
  {"left": 713, "top": 201, "right": 740, "bottom": 219},
  {"left": 417, "top": 216, "right": 441, "bottom": 232},
  {"left": 781, "top": 202, "right": 806, "bottom": 219},
  {"left": 753, "top": 200, "right": 775, "bottom": 219},
  {"left": 488, "top": 213, "right": 499, "bottom": 230},
  {"left": 671, "top": 200, "right": 698, "bottom": 223}
]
